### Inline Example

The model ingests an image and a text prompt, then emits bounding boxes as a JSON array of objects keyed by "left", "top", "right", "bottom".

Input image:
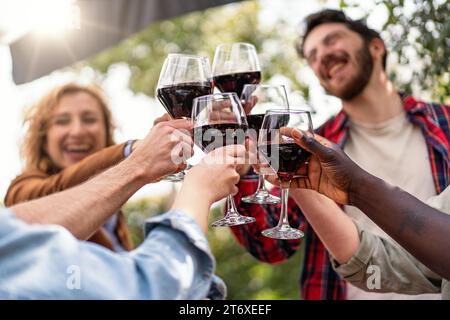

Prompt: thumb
[{"left": 292, "top": 129, "right": 332, "bottom": 160}]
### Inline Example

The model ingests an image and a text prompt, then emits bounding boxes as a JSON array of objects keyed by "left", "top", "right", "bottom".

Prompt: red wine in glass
[
  {"left": 259, "top": 143, "right": 311, "bottom": 181},
  {"left": 246, "top": 114, "right": 265, "bottom": 140},
  {"left": 213, "top": 71, "right": 261, "bottom": 97},
  {"left": 155, "top": 53, "right": 211, "bottom": 182},
  {"left": 193, "top": 123, "right": 248, "bottom": 152},
  {"left": 157, "top": 82, "right": 212, "bottom": 119},
  {"left": 192, "top": 92, "right": 255, "bottom": 227},
  {"left": 212, "top": 43, "right": 261, "bottom": 96},
  {"left": 258, "top": 110, "right": 313, "bottom": 240}
]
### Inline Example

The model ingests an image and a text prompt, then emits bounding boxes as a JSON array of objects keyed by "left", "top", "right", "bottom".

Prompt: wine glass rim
[
  {"left": 166, "top": 53, "right": 209, "bottom": 60},
  {"left": 242, "top": 84, "right": 286, "bottom": 89},
  {"left": 216, "top": 42, "right": 256, "bottom": 49},
  {"left": 193, "top": 92, "right": 239, "bottom": 102},
  {"left": 265, "top": 109, "right": 311, "bottom": 115}
]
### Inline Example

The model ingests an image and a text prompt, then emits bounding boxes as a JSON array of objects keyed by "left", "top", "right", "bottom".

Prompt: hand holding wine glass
[
  {"left": 172, "top": 144, "right": 245, "bottom": 233},
  {"left": 128, "top": 118, "right": 193, "bottom": 183},
  {"left": 241, "top": 84, "right": 289, "bottom": 204},
  {"left": 258, "top": 110, "right": 314, "bottom": 239},
  {"left": 192, "top": 92, "right": 256, "bottom": 227},
  {"left": 155, "top": 53, "right": 212, "bottom": 182},
  {"left": 267, "top": 129, "right": 353, "bottom": 205}
]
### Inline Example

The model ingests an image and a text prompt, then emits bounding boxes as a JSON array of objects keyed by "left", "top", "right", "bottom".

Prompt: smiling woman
[
  {"left": 45, "top": 91, "right": 108, "bottom": 169},
  {"left": 4, "top": 83, "right": 134, "bottom": 253},
  {"left": 21, "top": 83, "right": 114, "bottom": 174}
]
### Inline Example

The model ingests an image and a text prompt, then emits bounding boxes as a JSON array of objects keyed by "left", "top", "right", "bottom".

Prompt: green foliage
[
  {"left": 89, "top": 0, "right": 449, "bottom": 104},
  {"left": 123, "top": 198, "right": 304, "bottom": 300},
  {"left": 123, "top": 195, "right": 173, "bottom": 245},
  {"left": 208, "top": 206, "right": 304, "bottom": 300},
  {"left": 379, "top": 0, "right": 450, "bottom": 102},
  {"left": 89, "top": 0, "right": 307, "bottom": 99},
  {"left": 369, "top": 0, "right": 449, "bottom": 102}
]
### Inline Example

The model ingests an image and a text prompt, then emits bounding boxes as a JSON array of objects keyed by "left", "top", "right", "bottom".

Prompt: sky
[{"left": 0, "top": 0, "right": 389, "bottom": 202}]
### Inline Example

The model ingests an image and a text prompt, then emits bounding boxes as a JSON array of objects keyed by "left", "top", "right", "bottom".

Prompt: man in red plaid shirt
[{"left": 230, "top": 9, "right": 450, "bottom": 300}]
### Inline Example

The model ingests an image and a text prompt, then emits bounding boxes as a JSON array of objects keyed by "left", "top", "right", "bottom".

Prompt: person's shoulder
[
  {"left": 5, "top": 170, "right": 49, "bottom": 200},
  {"left": 405, "top": 95, "right": 450, "bottom": 115}
]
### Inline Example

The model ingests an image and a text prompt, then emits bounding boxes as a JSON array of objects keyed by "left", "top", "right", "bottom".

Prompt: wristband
[{"left": 123, "top": 139, "right": 137, "bottom": 157}]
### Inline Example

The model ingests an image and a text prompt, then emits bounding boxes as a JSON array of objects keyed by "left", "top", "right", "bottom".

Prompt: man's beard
[{"left": 324, "top": 43, "right": 374, "bottom": 101}]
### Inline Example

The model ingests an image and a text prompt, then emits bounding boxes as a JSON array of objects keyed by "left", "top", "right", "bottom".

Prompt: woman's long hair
[{"left": 22, "top": 83, "right": 116, "bottom": 174}]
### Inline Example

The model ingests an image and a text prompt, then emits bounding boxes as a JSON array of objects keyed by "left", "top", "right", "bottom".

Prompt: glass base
[
  {"left": 242, "top": 190, "right": 280, "bottom": 204},
  {"left": 261, "top": 224, "right": 304, "bottom": 240},
  {"left": 162, "top": 171, "right": 185, "bottom": 182},
  {"left": 211, "top": 213, "right": 256, "bottom": 227}
]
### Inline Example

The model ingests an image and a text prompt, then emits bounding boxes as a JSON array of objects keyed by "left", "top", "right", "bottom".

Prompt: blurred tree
[
  {"left": 381, "top": 0, "right": 449, "bottom": 103},
  {"left": 90, "top": 0, "right": 308, "bottom": 99},
  {"left": 340, "top": 0, "right": 450, "bottom": 103}
]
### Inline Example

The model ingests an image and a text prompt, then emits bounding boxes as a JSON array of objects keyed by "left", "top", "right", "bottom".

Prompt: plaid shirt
[{"left": 231, "top": 95, "right": 450, "bottom": 300}]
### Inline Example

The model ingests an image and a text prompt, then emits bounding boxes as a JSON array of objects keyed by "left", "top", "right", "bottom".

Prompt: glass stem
[
  {"left": 256, "top": 174, "right": 267, "bottom": 192},
  {"left": 226, "top": 195, "right": 239, "bottom": 216},
  {"left": 277, "top": 179, "right": 291, "bottom": 228}
]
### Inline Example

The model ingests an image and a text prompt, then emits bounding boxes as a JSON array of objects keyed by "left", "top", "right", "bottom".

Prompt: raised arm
[
  {"left": 289, "top": 189, "right": 359, "bottom": 264},
  {"left": 0, "top": 145, "right": 245, "bottom": 299},
  {"left": 0, "top": 208, "right": 214, "bottom": 299},
  {"left": 5, "top": 143, "right": 127, "bottom": 206},
  {"left": 11, "top": 119, "right": 192, "bottom": 239},
  {"left": 285, "top": 128, "right": 450, "bottom": 280}
]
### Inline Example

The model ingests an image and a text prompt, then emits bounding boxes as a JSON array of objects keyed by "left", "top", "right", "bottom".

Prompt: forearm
[
  {"left": 11, "top": 158, "right": 146, "bottom": 239},
  {"left": 290, "top": 189, "right": 359, "bottom": 264},
  {"left": 332, "top": 223, "right": 440, "bottom": 295},
  {"left": 351, "top": 173, "right": 450, "bottom": 280},
  {"left": 0, "top": 210, "right": 216, "bottom": 299},
  {"left": 5, "top": 143, "right": 126, "bottom": 206},
  {"left": 171, "top": 187, "right": 211, "bottom": 234}
]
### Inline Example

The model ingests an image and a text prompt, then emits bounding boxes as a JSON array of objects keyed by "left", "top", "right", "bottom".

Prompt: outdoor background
[{"left": 0, "top": 0, "right": 449, "bottom": 299}]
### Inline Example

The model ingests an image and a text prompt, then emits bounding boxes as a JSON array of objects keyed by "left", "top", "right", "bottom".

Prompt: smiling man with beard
[{"left": 230, "top": 9, "right": 450, "bottom": 300}]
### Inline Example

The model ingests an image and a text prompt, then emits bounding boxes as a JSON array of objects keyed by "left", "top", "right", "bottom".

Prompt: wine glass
[
  {"left": 212, "top": 42, "right": 261, "bottom": 97},
  {"left": 192, "top": 92, "right": 256, "bottom": 227},
  {"left": 258, "top": 110, "right": 313, "bottom": 239},
  {"left": 241, "top": 84, "right": 289, "bottom": 204},
  {"left": 156, "top": 53, "right": 212, "bottom": 182}
]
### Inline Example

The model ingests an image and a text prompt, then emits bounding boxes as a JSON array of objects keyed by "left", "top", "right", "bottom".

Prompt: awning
[{"left": 9, "top": 0, "right": 242, "bottom": 84}]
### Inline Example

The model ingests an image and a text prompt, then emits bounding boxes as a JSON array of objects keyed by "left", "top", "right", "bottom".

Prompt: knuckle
[{"left": 323, "top": 147, "right": 335, "bottom": 159}]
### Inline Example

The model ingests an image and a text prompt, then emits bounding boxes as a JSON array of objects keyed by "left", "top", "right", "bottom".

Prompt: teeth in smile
[
  {"left": 66, "top": 148, "right": 89, "bottom": 152},
  {"left": 328, "top": 62, "right": 346, "bottom": 77}
]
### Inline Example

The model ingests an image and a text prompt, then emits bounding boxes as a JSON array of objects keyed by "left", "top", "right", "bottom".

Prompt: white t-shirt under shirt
[{"left": 343, "top": 111, "right": 440, "bottom": 300}]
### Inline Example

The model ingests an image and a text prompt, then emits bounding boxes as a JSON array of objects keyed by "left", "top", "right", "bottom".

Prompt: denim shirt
[{"left": 0, "top": 208, "right": 226, "bottom": 299}]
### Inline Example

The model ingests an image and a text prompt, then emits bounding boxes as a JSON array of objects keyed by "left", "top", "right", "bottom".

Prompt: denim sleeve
[{"left": 0, "top": 208, "right": 220, "bottom": 299}]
